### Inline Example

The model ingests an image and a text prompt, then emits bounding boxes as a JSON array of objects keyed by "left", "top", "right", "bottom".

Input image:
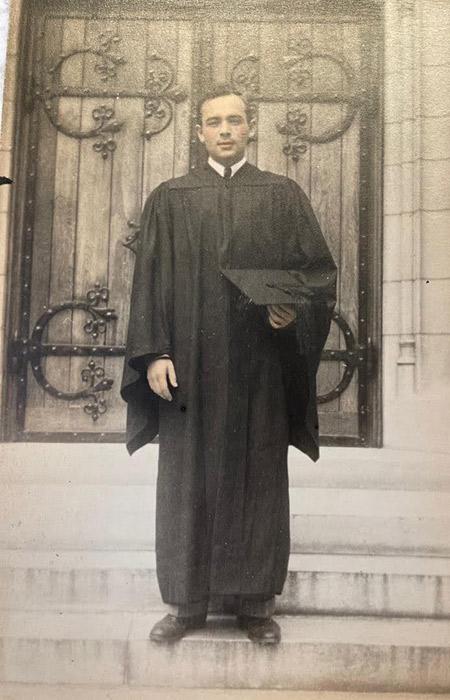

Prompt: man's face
[{"left": 196, "top": 94, "right": 254, "bottom": 165}]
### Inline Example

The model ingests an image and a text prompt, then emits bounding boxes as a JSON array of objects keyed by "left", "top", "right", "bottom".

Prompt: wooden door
[{"left": 8, "top": 0, "right": 382, "bottom": 446}]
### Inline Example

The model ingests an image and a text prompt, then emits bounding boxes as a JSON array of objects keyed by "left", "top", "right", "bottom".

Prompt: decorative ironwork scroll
[
  {"left": 23, "top": 284, "right": 117, "bottom": 422},
  {"left": 278, "top": 109, "right": 308, "bottom": 162},
  {"left": 229, "top": 55, "right": 259, "bottom": 142},
  {"left": 33, "top": 31, "right": 126, "bottom": 158},
  {"left": 94, "top": 31, "right": 126, "bottom": 81},
  {"left": 32, "top": 32, "right": 188, "bottom": 157},
  {"left": 83, "top": 283, "right": 111, "bottom": 338},
  {"left": 317, "top": 311, "right": 365, "bottom": 403},
  {"left": 230, "top": 38, "right": 363, "bottom": 162},
  {"left": 144, "top": 53, "right": 188, "bottom": 140},
  {"left": 231, "top": 55, "right": 260, "bottom": 96},
  {"left": 12, "top": 299, "right": 365, "bottom": 417},
  {"left": 81, "top": 360, "right": 108, "bottom": 421}
]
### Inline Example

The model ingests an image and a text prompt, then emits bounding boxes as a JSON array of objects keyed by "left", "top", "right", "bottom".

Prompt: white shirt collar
[{"left": 208, "top": 155, "right": 247, "bottom": 178}]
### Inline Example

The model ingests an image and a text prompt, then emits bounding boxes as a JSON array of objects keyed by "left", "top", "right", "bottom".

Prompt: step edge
[
  {"left": 2, "top": 550, "right": 450, "bottom": 575},
  {"left": 1, "top": 612, "right": 450, "bottom": 647}
]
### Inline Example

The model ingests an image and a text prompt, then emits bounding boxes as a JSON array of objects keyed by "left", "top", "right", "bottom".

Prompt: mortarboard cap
[{"left": 220, "top": 268, "right": 336, "bottom": 306}]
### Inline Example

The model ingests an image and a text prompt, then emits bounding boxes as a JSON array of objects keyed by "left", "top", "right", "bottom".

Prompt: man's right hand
[{"left": 147, "top": 358, "right": 178, "bottom": 401}]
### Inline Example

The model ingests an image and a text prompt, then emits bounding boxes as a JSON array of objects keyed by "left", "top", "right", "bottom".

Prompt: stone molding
[
  {"left": 383, "top": 0, "right": 424, "bottom": 395},
  {"left": 0, "top": 0, "right": 23, "bottom": 428}
]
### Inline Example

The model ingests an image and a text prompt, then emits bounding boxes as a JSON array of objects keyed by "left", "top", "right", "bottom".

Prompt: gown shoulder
[{"left": 155, "top": 163, "right": 302, "bottom": 191}]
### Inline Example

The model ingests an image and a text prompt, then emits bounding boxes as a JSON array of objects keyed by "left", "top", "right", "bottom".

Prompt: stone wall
[
  {"left": 0, "top": 0, "right": 8, "bottom": 125},
  {"left": 383, "top": 0, "right": 450, "bottom": 451}
]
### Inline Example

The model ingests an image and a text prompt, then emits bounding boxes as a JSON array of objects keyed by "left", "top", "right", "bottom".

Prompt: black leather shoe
[
  {"left": 237, "top": 615, "right": 281, "bottom": 645},
  {"left": 149, "top": 613, "right": 206, "bottom": 643}
]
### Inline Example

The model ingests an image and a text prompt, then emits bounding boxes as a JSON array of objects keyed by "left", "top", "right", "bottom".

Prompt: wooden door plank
[
  {"left": 142, "top": 21, "right": 179, "bottom": 196},
  {"left": 103, "top": 19, "right": 147, "bottom": 432},
  {"left": 25, "top": 405, "right": 127, "bottom": 432},
  {"left": 286, "top": 22, "right": 313, "bottom": 196},
  {"left": 256, "top": 23, "right": 288, "bottom": 176},
  {"left": 43, "top": 18, "right": 85, "bottom": 414},
  {"left": 225, "top": 22, "right": 260, "bottom": 165},
  {"left": 338, "top": 22, "right": 361, "bottom": 427},
  {"left": 113, "top": 18, "right": 144, "bottom": 93},
  {"left": 212, "top": 22, "right": 228, "bottom": 84},
  {"left": 173, "top": 22, "right": 193, "bottom": 178},
  {"left": 257, "top": 104, "right": 286, "bottom": 175},
  {"left": 319, "top": 411, "right": 359, "bottom": 438},
  {"left": 25, "top": 16, "right": 64, "bottom": 426},
  {"left": 311, "top": 22, "right": 343, "bottom": 415},
  {"left": 67, "top": 17, "right": 117, "bottom": 432}
]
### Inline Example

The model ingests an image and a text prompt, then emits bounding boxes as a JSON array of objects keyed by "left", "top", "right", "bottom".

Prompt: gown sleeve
[
  {"left": 221, "top": 178, "right": 337, "bottom": 359},
  {"left": 120, "top": 182, "right": 173, "bottom": 454},
  {"left": 283, "top": 178, "right": 337, "bottom": 360},
  {"left": 219, "top": 177, "right": 337, "bottom": 461},
  {"left": 276, "top": 178, "right": 337, "bottom": 458}
]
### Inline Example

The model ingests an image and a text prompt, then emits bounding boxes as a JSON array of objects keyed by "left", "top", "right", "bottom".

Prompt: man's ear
[{"left": 196, "top": 123, "right": 205, "bottom": 144}]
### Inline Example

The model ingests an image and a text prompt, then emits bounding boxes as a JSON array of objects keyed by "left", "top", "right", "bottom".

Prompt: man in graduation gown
[{"left": 121, "top": 84, "right": 337, "bottom": 645}]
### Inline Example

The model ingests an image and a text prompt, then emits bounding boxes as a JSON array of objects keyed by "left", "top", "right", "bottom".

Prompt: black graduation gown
[{"left": 120, "top": 162, "right": 337, "bottom": 604}]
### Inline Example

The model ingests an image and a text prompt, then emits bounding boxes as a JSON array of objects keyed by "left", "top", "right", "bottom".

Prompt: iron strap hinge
[
  {"left": 9, "top": 338, "right": 125, "bottom": 370},
  {"left": 8, "top": 338, "right": 25, "bottom": 375},
  {"left": 355, "top": 337, "right": 377, "bottom": 381}
]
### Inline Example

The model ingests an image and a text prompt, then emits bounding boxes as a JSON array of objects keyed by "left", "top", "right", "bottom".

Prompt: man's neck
[{"left": 208, "top": 155, "right": 247, "bottom": 178}]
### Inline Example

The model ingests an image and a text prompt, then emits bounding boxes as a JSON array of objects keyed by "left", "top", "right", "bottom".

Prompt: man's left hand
[{"left": 267, "top": 304, "right": 297, "bottom": 329}]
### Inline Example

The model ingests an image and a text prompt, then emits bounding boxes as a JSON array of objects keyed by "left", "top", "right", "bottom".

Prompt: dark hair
[{"left": 196, "top": 83, "right": 252, "bottom": 125}]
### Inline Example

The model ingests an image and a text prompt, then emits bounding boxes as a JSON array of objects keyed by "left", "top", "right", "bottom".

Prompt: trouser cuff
[
  {"left": 165, "top": 600, "right": 208, "bottom": 618},
  {"left": 239, "top": 595, "right": 276, "bottom": 618},
  {"left": 166, "top": 594, "right": 276, "bottom": 619}
]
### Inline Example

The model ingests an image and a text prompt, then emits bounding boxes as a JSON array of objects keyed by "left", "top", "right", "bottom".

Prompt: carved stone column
[{"left": 384, "top": 0, "right": 420, "bottom": 397}]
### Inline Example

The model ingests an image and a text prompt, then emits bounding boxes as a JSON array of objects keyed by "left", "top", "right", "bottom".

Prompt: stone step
[
  {"left": 1, "top": 550, "right": 449, "bottom": 618},
  {"left": 0, "top": 684, "right": 448, "bottom": 700},
  {"left": 0, "top": 611, "right": 449, "bottom": 692},
  {"left": 2, "top": 443, "right": 450, "bottom": 491},
  {"left": 2, "top": 484, "right": 450, "bottom": 555}
]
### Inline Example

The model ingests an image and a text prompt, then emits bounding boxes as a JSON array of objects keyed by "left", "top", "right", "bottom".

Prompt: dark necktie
[{"left": 224, "top": 165, "right": 232, "bottom": 179}]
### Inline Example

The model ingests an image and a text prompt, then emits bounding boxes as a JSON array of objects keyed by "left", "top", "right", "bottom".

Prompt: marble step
[
  {"left": 2, "top": 443, "right": 450, "bottom": 491},
  {"left": 0, "top": 611, "right": 449, "bottom": 692},
  {"left": 2, "top": 484, "right": 450, "bottom": 555},
  {"left": 1, "top": 550, "right": 449, "bottom": 618},
  {"left": 0, "top": 687, "right": 448, "bottom": 700}
]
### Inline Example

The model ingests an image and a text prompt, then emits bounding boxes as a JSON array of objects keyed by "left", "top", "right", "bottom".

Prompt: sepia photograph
[{"left": 0, "top": 0, "right": 449, "bottom": 697}]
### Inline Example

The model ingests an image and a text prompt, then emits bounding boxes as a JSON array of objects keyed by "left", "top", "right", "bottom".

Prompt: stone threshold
[
  {"left": 0, "top": 683, "right": 449, "bottom": 700},
  {"left": 1, "top": 444, "right": 449, "bottom": 491},
  {"left": 1, "top": 612, "right": 450, "bottom": 691}
]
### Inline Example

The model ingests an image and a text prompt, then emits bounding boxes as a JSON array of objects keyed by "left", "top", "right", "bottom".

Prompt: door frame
[{"left": 3, "top": 0, "right": 384, "bottom": 447}]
